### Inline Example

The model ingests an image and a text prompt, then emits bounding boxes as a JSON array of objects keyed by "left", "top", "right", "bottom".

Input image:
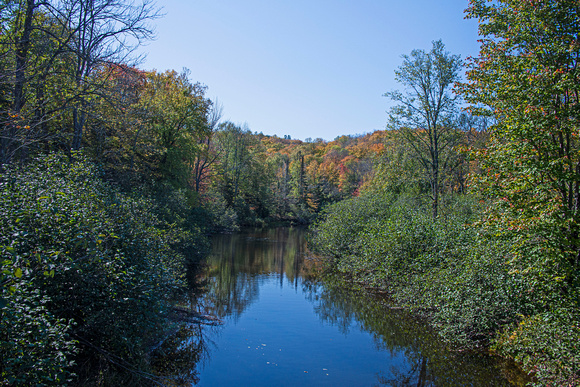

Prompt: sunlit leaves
[
  {"left": 462, "top": 1, "right": 580, "bottom": 384},
  {"left": 385, "top": 40, "right": 464, "bottom": 219},
  {"left": 463, "top": 0, "right": 580, "bottom": 282}
]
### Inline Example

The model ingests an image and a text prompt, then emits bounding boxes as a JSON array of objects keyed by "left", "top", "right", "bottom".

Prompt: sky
[{"left": 137, "top": 0, "right": 481, "bottom": 141}]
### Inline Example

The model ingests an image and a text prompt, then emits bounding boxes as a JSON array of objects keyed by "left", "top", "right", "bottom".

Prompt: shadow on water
[{"left": 155, "top": 227, "right": 528, "bottom": 386}]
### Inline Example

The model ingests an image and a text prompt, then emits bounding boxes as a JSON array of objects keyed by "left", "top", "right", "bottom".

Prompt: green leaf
[{"left": 14, "top": 268, "right": 22, "bottom": 278}]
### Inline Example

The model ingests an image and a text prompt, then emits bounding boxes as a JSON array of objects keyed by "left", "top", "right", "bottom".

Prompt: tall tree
[
  {"left": 0, "top": 0, "right": 49, "bottom": 163},
  {"left": 62, "top": 0, "right": 160, "bottom": 150},
  {"left": 141, "top": 69, "right": 211, "bottom": 185},
  {"left": 0, "top": 0, "right": 160, "bottom": 162},
  {"left": 385, "top": 40, "right": 462, "bottom": 219},
  {"left": 462, "top": 0, "right": 580, "bottom": 287}
]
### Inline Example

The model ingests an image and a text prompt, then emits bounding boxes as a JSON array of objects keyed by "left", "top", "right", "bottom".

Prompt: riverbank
[
  {"left": 0, "top": 154, "right": 210, "bottom": 385},
  {"left": 308, "top": 192, "right": 580, "bottom": 386}
]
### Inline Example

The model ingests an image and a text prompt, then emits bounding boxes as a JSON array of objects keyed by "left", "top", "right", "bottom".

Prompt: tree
[
  {"left": 140, "top": 69, "right": 211, "bottom": 186},
  {"left": 191, "top": 98, "right": 222, "bottom": 193},
  {"left": 462, "top": 0, "right": 580, "bottom": 287},
  {"left": 385, "top": 40, "right": 463, "bottom": 219},
  {"left": 460, "top": 3, "right": 580, "bottom": 384},
  {"left": 211, "top": 122, "right": 273, "bottom": 223},
  {"left": 212, "top": 122, "right": 254, "bottom": 209},
  {"left": 0, "top": 0, "right": 160, "bottom": 162},
  {"left": 0, "top": 0, "right": 63, "bottom": 163},
  {"left": 61, "top": 0, "right": 160, "bottom": 151}
]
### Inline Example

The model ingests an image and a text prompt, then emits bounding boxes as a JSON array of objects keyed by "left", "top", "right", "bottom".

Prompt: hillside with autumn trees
[{"left": 2, "top": 0, "right": 580, "bottom": 386}]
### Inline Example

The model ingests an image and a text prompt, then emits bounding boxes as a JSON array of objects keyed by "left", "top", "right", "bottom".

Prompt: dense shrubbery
[
  {"left": 309, "top": 192, "right": 580, "bottom": 385},
  {"left": 0, "top": 153, "right": 193, "bottom": 384}
]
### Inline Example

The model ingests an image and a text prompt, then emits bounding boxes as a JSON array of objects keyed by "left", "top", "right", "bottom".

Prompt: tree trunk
[
  {"left": 72, "top": 106, "right": 87, "bottom": 151},
  {"left": 3, "top": 0, "right": 36, "bottom": 164},
  {"left": 13, "top": 0, "right": 35, "bottom": 114}
]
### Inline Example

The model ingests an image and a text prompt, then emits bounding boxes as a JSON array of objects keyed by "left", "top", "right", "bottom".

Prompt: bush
[
  {"left": 0, "top": 153, "right": 189, "bottom": 384},
  {"left": 493, "top": 307, "right": 580, "bottom": 386},
  {"left": 309, "top": 193, "right": 539, "bottom": 346},
  {"left": 0, "top": 284, "right": 76, "bottom": 385},
  {"left": 309, "top": 191, "right": 397, "bottom": 261},
  {"left": 310, "top": 190, "right": 580, "bottom": 384}
]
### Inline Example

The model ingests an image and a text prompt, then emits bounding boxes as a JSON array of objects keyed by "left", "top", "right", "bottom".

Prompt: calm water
[{"left": 191, "top": 227, "right": 523, "bottom": 387}]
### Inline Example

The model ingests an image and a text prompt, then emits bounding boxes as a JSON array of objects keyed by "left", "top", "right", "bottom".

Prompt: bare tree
[
  {"left": 385, "top": 40, "right": 462, "bottom": 219},
  {"left": 192, "top": 98, "right": 223, "bottom": 193},
  {"left": 58, "top": 0, "right": 161, "bottom": 150},
  {"left": 0, "top": 0, "right": 161, "bottom": 163}
]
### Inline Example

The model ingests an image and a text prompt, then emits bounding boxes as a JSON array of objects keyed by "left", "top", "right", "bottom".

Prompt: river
[{"left": 186, "top": 227, "right": 524, "bottom": 386}]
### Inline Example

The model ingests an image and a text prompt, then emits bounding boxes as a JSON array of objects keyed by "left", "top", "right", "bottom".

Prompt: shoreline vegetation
[
  {"left": 1, "top": 1, "right": 580, "bottom": 385},
  {"left": 299, "top": 255, "right": 533, "bottom": 386}
]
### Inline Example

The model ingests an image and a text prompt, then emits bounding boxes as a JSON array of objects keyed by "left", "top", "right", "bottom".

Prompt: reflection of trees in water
[
  {"left": 148, "top": 228, "right": 308, "bottom": 385},
  {"left": 304, "top": 278, "right": 517, "bottom": 387},
  {"left": 150, "top": 228, "right": 524, "bottom": 386},
  {"left": 202, "top": 227, "right": 305, "bottom": 320},
  {"left": 204, "top": 272, "right": 260, "bottom": 320},
  {"left": 149, "top": 323, "right": 204, "bottom": 386},
  {"left": 149, "top": 281, "right": 216, "bottom": 386}
]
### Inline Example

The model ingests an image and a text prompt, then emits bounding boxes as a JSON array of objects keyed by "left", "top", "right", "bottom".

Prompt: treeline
[
  {"left": 0, "top": 0, "right": 386, "bottom": 228},
  {"left": 310, "top": 2, "right": 580, "bottom": 386}
]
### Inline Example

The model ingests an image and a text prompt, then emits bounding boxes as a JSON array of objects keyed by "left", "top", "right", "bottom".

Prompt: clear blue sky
[{"left": 137, "top": 0, "right": 480, "bottom": 141}]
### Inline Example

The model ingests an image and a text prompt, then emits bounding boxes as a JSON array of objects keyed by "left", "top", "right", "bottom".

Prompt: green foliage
[
  {"left": 459, "top": 1, "right": 580, "bottom": 383},
  {"left": 463, "top": 0, "right": 580, "bottom": 289},
  {"left": 361, "top": 132, "right": 427, "bottom": 198},
  {"left": 385, "top": 40, "right": 463, "bottom": 219},
  {"left": 310, "top": 193, "right": 541, "bottom": 349},
  {"left": 309, "top": 192, "right": 396, "bottom": 262},
  {"left": 0, "top": 153, "right": 189, "bottom": 383},
  {"left": 493, "top": 307, "right": 580, "bottom": 387},
  {"left": 208, "top": 122, "right": 274, "bottom": 228},
  {"left": 141, "top": 70, "right": 211, "bottom": 187},
  {"left": 0, "top": 286, "right": 76, "bottom": 385}
]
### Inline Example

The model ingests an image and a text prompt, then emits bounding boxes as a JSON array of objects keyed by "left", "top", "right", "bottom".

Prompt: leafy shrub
[
  {"left": 310, "top": 190, "right": 580, "bottom": 384},
  {"left": 309, "top": 191, "right": 397, "bottom": 261},
  {"left": 0, "top": 153, "right": 189, "bottom": 384},
  {"left": 493, "top": 307, "right": 580, "bottom": 386},
  {"left": 310, "top": 193, "right": 538, "bottom": 345},
  {"left": 0, "top": 284, "right": 76, "bottom": 385}
]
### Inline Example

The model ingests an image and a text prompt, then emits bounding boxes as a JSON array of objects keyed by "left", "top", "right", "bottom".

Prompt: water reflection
[
  {"left": 304, "top": 279, "right": 527, "bottom": 386},
  {"left": 191, "top": 227, "right": 525, "bottom": 386},
  {"left": 202, "top": 228, "right": 305, "bottom": 321}
]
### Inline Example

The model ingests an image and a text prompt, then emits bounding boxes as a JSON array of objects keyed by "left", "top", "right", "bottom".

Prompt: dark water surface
[{"left": 193, "top": 227, "right": 523, "bottom": 386}]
